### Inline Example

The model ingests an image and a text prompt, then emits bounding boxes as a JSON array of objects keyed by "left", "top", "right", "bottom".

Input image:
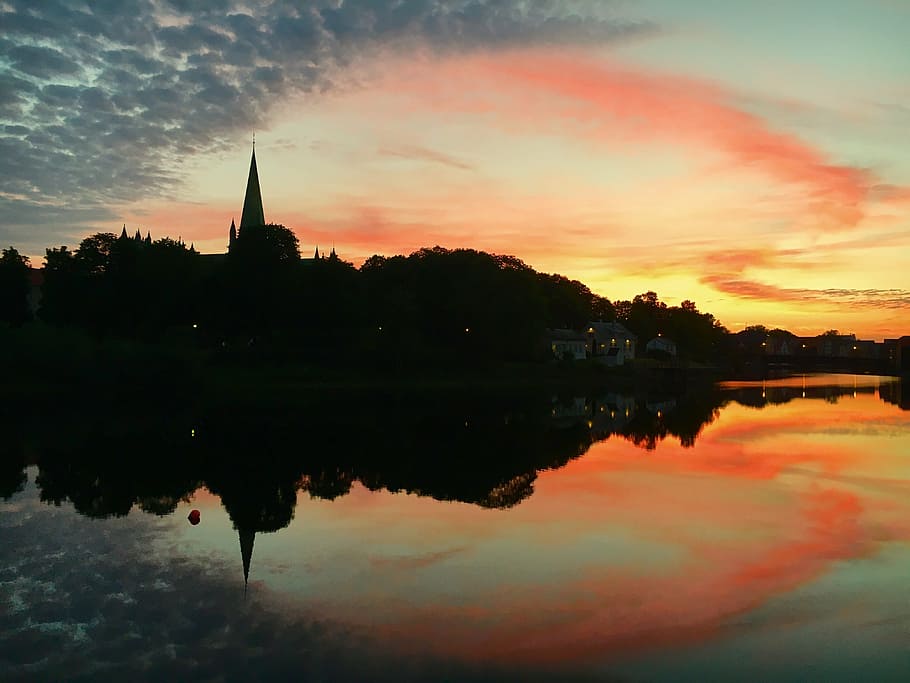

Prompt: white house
[
  {"left": 587, "top": 322, "right": 637, "bottom": 361},
  {"left": 646, "top": 335, "right": 677, "bottom": 357},
  {"left": 548, "top": 328, "right": 588, "bottom": 361}
]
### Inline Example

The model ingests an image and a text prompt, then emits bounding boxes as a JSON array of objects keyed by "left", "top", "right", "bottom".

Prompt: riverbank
[{"left": 1, "top": 323, "right": 724, "bottom": 411}]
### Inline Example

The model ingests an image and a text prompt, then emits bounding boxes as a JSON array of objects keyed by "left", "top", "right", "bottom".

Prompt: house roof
[
  {"left": 587, "top": 321, "right": 637, "bottom": 340},
  {"left": 647, "top": 336, "right": 676, "bottom": 346},
  {"left": 549, "top": 328, "right": 588, "bottom": 341}
]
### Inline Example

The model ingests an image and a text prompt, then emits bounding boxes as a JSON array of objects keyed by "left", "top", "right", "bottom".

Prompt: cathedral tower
[{"left": 239, "top": 141, "right": 265, "bottom": 231}]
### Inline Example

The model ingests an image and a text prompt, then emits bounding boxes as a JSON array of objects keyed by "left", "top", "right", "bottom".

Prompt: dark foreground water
[{"left": 2, "top": 375, "right": 909, "bottom": 681}]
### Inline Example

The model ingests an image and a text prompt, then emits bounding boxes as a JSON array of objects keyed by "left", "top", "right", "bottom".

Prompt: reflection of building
[
  {"left": 590, "top": 392, "right": 638, "bottom": 436},
  {"left": 646, "top": 398, "right": 676, "bottom": 416},
  {"left": 550, "top": 393, "right": 641, "bottom": 439},
  {"left": 551, "top": 396, "right": 589, "bottom": 421},
  {"left": 879, "top": 380, "right": 909, "bottom": 411},
  {"left": 239, "top": 528, "right": 255, "bottom": 594}
]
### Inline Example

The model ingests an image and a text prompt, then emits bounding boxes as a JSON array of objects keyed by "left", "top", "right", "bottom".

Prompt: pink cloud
[{"left": 381, "top": 49, "right": 892, "bottom": 230}]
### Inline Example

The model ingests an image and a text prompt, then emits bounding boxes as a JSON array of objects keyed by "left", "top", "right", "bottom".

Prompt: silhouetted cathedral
[
  {"left": 228, "top": 141, "right": 266, "bottom": 252},
  {"left": 226, "top": 141, "right": 337, "bottom": 262}
]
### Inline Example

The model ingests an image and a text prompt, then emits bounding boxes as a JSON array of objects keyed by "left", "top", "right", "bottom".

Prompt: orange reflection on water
[{"left": 303, "top": 389, "right": 910, "bottom": 666}]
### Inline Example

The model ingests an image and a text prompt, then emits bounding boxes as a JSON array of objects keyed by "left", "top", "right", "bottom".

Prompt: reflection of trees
[
  {"left": 18, "top": 379, "right": 878, "bottom": 526},
  {"left": 14, "top": 391, "right": 601, "bottom": 523},
  {"left": 0, "top": 452, "right": 27, "bottom": 500},
  {"left": 34, "top": 424, "right": 200, "bottom": 519},
  {"left": 15, "top": 388, "right": 713, "bottom": 521},
  {"left": 726, "top": 384, "right": 876, "bottom": 409}
]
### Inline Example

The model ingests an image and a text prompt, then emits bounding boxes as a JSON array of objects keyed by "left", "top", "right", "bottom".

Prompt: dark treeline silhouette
[
  {"left": 0, "top": 246, "right": 31, "bottom": 326},
  {"left": 3, "top": 226, "right": 729, "bottom": 368},
  {"left": 5, "top": 226, "right": 905, "bottom": 375}
]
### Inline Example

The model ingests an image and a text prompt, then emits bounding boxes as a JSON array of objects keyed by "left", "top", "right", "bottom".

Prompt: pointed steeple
[
  {"left": 134, "top": 228, "right": 142, "bottom": 241},
  {"left": 145, "top": 231, "right": 151, "bottom": 244},
  {"left": 239, "top": 140, "right": 265, "bottom": 230},
  {"left": 229, "top": 218, "right": 237, "bottom": 251},
  {"left": 239, "top": 528, "right": 255, "bottom": 594},
  {"left": 314, "top": 246, "right": 319, "bottom": 259},
  {"left": 119, "top": 224, "right": 128, "bottom": 239}
]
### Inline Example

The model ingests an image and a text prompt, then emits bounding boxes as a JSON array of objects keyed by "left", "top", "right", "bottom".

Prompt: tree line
[{"left": 1, "top": 224, "right": 729, "bottom": 366}]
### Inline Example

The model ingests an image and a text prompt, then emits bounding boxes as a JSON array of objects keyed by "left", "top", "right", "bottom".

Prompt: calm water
[{"left": 2, "top": 375, "right": 909, "bottom": 681}]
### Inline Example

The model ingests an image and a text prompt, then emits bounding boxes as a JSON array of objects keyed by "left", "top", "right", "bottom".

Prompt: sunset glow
[{"left": 3, "top": 1, "right": 908, "bottom": 337}]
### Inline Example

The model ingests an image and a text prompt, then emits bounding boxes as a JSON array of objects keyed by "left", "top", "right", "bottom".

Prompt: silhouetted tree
[{"left": 0, "top": 247, "right": 31, "bottom": 325}]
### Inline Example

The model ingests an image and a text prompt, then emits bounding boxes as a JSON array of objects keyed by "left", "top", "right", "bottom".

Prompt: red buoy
[{"left": 188, "top": 509, "right": 201, "bottom": 525}]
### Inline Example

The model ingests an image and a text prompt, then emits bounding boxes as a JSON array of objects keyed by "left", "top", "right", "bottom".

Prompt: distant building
[
  {"left": 548, "top": 328, "right": 588, "bottom": 361},
  {"left": 26, "top": 267, "right": 43, "bottom": 318},
  {"left": 646, "top": 335, "right": 677, "bottom": 357},
  {"left": 227, "top": 141, "right": 327, "bottom": 262},
  {"left": 884, "top": 336, "right": 910, "bottom": 373},
  {"left": 587, "top": 322, "right": 637, "bottom": 361},
  {"left": 228, "top": 141, "right": 267, "bottom": 252}
]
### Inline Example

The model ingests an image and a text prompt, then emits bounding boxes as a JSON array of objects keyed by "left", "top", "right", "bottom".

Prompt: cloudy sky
[{"left": 1, "top": 0, "right": 908, "bottom": 338}]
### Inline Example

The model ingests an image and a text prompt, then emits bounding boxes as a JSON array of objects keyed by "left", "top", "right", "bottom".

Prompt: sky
[{"left": 1, "top": 1, "right": 909, "bottom": 339}]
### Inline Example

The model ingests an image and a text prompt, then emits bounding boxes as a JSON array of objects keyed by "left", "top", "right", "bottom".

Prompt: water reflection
[
  {"left": 3, "top": 378, "right": 906, "bottom": 523},
  {"left": 2, "top": 375, "right": 909, "bottom": 680}
]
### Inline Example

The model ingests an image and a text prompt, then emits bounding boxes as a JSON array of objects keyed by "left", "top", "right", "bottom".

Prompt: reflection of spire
[
  {"left": 239, "top": 143, "right": 265, "bottom": 229},
  {"left": 239, "top": 528, "right": 255, "bottom": 595}
]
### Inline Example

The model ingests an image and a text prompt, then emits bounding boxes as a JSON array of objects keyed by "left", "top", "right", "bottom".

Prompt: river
[{"left": 1, "top": 374, "right": 908, "bottom": 681}]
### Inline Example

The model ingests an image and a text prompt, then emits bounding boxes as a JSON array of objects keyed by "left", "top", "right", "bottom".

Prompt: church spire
[{"left": 239, "top": 139, "right": 265, "bottom": 230}]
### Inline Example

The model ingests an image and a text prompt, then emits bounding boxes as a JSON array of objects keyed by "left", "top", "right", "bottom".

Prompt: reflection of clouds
[
  {"left": 348, "top": 394, "right": 910, "bottom": 667},
  {"left": 370, "top": 546, "right": 469, "bottom": 572},
  {"left": 0, "top": 478, "right": 605, "bottom": 682}
]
